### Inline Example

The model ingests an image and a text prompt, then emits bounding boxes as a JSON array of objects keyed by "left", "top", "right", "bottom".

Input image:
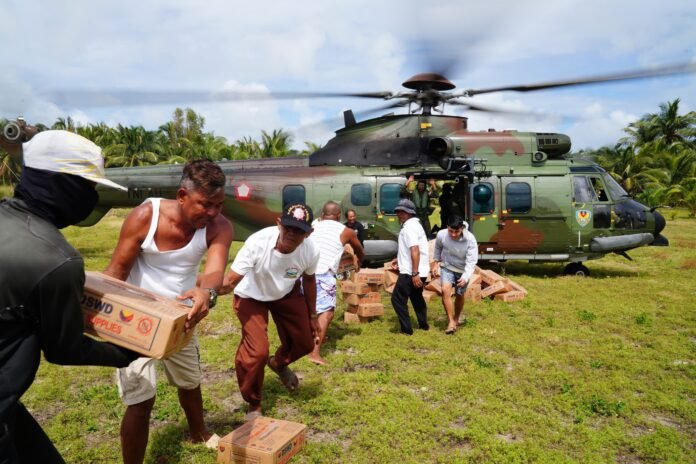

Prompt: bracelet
[{"left": 310, "top": 314, "right": 318, "bottom": 320}]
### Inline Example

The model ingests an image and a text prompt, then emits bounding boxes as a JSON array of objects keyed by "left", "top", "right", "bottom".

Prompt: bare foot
[
  {"left": 185, "top": 430, "right": 213, "bottom": 444},
  {"left": 307, "top": 355, "right": 328, "bottom": 366}
]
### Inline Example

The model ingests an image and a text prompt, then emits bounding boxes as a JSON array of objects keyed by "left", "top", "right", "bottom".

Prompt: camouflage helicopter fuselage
[{"left": 95, "top": 113, "right": 667, "bottom": 269}]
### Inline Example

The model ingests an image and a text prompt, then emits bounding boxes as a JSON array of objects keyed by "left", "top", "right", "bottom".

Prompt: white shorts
[
  {"left": 116, "top": 334, "right": 201, "bottom": 405},
  {"left": 315, "top": 272, "right": 337, "bottom": 314}
]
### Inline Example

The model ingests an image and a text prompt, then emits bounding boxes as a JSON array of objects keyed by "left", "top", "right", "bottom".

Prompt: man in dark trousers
[
  {"left": 0, "top": 130, "right": 139, "bottom": 464},
  {"left": 389, "top": 199, "right": 430, "bottom": 335}
]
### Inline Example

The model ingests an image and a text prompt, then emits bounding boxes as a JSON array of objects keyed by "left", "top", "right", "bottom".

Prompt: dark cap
[
  {"left": 394, "top": 198, "right": 416, "bottom": 215},
  {"left": 280, "top": 203, "right": 314, "bottom": 233}
]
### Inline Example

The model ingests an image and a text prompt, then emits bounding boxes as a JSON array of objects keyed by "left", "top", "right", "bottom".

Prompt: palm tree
[
  {"left": 260, "top": 129, "right": 293, "bottom": 158},
  {"left": 103, "top": 125, "right": 163, "bottom": 167}
]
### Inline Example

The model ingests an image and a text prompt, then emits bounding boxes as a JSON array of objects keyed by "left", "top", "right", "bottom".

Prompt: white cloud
[{"left": 2, "top": 0, "right": 694, "bottom": 150}]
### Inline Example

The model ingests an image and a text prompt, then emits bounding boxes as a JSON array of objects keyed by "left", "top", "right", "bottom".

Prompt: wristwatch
[
  {"left": 204, "top": 288, "right": 218, "bottom": 309},
  {"left": 411, "top": 272, "right": 419, "bottom": 277}
]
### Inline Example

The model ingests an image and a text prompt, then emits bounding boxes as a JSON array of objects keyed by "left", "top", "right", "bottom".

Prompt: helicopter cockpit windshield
[{"left": 602, "top": 173, "right": 630, "bottom": 199}]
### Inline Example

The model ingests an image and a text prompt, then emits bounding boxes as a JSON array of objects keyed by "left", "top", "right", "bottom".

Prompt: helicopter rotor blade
[
  {"left": 464, "top": 61, "right": 696, "bottom": 96},
  {"left": 46, "top": 89, "right": 394, "bottom": 108},
  {"left": 448, "top": 99, "right": 539, "bottom": 116},
  {"left": 290, "top": 101, "right": 409, "bottom": 136}
]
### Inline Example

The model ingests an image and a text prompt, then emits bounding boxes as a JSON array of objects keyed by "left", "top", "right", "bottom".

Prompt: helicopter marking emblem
[{"left": 575, "top": 210, "right": 592, "bottom": 227}]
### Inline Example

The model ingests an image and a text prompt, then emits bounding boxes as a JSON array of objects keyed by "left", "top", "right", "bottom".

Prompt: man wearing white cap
[
  {"left": 0, "top": 130, "right": 139, "bottom": 463},
  {"left": 389, "top": 198, "right": 430, "bottom": 335}
]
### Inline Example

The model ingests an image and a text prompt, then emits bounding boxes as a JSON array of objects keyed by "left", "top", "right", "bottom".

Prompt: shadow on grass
[
  {"left": 147, "top": 423, "right": 185, "bottom": 464},
  {"left": 323, "top": 317, "right": 363, "bottom": 352},
  {"left": 484, "top": 261, "right": 646, "bottom": 278}
]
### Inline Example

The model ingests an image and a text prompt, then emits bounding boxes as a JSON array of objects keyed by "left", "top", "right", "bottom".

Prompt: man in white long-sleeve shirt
[{"left": 431, "top": 215, "right": 478, "bottom": 334}]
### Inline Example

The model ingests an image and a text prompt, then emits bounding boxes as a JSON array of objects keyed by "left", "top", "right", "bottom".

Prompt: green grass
[{"left": 21, "top": 209, "right": 696, "bottom": 463}]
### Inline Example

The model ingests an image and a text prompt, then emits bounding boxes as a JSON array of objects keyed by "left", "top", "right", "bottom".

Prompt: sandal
[
  {"left": 267, "top": 356, "right": 299, "bottom": 392},
  {"left": 445, "top": 325, "right": 457, "bottom": 335}
]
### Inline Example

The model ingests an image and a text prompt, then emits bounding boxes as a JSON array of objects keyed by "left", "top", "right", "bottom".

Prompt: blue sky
[{"left": 2, "top": 0, "right": 695, "bottom": 151}]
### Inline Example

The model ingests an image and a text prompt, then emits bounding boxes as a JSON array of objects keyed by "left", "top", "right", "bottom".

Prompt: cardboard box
[
  {"left": 422, "top": 289, "right": 439, "bottom": 303},
  {"left": 480, "top": 280, "right": 507, "bottom": 298},
  {"left": 217, "top": 416, "right": 307, "bottom": 464},
  {"left": 464, "top": 283, "right": 482, "bottom": 304},
  {"left": 479, "top": 269, "right": 505, "bottom": 286},
  {"left": 344, "top": 312, "right": 375, "bottom": 324},
  {"left": 81, "top": 271, "right": 193, "bottom": 359},
  {"left": 353, "top": 268, "right": 385, "bottom": 285},
  {"left": 424, "top": 278, "right": 442, "bottom": 294},
  {"left": 340, "top": 281, "right": 370, "bottom": 294},
  {"left": 383, "top": 269, "right": 399, "bottom": 288},
  {"left": 344, "top": 291, "right": 381, "bottom": 306},
  {"left": 494, "top": 291, "right": 526, "bottom": 302},
  {"left": 347, "top": 303, "right": 384, "bottom": 317}
]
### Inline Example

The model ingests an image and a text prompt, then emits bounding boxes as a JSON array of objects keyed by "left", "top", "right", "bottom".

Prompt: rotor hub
[{"left": 402, "top": 73, "right": 456, "bottom": 91}]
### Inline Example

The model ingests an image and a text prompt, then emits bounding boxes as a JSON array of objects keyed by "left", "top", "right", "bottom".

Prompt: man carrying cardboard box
[
  {"left": 0, "top": 130, "right": 140, "bottom": 463},
  {"left": 221, "top": 203, "right": 320, "bottom": 421},
  {"left": 104, "top": 160, "right": 233, "bottom": 464},
  {"left": 308, "top": 201, "right": 364, "bottom": 365}
]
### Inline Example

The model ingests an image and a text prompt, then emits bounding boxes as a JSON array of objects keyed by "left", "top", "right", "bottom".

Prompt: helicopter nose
[{"left": 654, "top": 210, "right": 666, "bottom": 236}]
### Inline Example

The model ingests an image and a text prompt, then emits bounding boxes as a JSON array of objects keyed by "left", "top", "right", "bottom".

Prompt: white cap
[{"left": 22, "top": 130, "right": 127, "bottom": 191}]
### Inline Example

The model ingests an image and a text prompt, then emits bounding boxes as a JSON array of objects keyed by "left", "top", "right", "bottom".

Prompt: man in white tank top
[
  {"left": 104, "top": 160, "right": 233, "bottom": 464},
  {"left": 308, "top": 201, "right": 364, "bottom": 365},
  {"left": 221, "top": 203, "right": 320, "bottom": 420}
]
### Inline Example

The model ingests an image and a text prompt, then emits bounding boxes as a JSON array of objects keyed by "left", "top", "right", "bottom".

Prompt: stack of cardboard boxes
[
  {"left": 380, "top": 239, "right": 528, "bottom": 304},
  {"left": 340, "top": 269, "right": 385, "bottom": 324}
]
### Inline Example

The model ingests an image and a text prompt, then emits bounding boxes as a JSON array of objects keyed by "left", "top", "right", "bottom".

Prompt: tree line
[
  {"left": 0, "top": 108, "right": 320, "bottom": 184},
  {"left": 572, "top": 98, "right": 696, "bottom": 215},
  {"left": 2, "top": 101, "right": 695, "bottom": 214}
]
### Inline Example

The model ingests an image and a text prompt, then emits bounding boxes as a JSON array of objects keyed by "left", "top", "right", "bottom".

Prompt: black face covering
[{"left": 14, "top": 166, "right": 99, "bottom": 229}]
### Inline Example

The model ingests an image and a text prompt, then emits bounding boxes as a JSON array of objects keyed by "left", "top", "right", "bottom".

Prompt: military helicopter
[{"left": 2, "top": 63, "right": 689, "bottom": 276}]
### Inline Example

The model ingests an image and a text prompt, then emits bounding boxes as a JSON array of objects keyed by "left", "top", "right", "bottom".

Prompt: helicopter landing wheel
[{"left": 564, "top": 262, "right": 590, "bottom": 277}]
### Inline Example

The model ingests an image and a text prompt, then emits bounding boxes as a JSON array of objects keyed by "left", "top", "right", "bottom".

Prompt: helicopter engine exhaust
[
  {"left": 428, "top": 137, "right": 453, "bottom": 157},
  {"left": 2, "top": 121, "right": 22, "bottom": 142}
]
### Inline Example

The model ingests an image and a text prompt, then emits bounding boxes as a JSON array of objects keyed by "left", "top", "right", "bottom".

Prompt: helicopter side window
[
  {"left": 282, "top": 185, "right": 305, "bottom": 207},
  {"left": 589, "top": 177, "right": 609, "bottom": 202},
  {"left": 380, "top": 183, "right": 402, "bottom": 214},
  {"left": 573, "top": 176, "right": 596, "bottom": 203},
  {"left": 506, "top": 182, "right": 531, "bottom": 213},
  {"left": 472, "top": 183, "right": 494, "bottom": 215},
  {"left": 351, "top": 183, "right": 372, "bottom": 206}
]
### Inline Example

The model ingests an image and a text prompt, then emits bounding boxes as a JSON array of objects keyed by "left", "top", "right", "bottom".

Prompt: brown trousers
[{"left": 233, "top": 283, "right": 314, "bottom": 407}]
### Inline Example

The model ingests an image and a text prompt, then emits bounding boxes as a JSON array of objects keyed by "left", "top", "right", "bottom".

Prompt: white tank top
[
  {"left": 310, "top": 219, "right": 347, "bottom": 275},
  {"left": 127, "top": 198, "right": 208, "bottom": 299}
]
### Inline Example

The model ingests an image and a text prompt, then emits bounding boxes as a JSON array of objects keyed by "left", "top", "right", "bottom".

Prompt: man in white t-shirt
[
  {"left": 389, "top": 199, "right": 430, "bottom": 335},
  {"left": 308, "top": 201, "right": 364, "bottom": 365},
  {"left": 221, "top": 203, "right": 320, "bottom": 420}
]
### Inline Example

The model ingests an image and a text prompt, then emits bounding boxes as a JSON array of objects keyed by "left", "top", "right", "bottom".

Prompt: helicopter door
[
  {"left": 571, "top": 175, "right": 611, "bottom": 251},
  {"left": 470, "top": 180, "right": 500, "bottom": 251}
]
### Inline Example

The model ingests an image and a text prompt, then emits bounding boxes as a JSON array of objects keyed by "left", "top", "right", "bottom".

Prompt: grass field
[{"left": 19, "top": 208, "right": 696, "bottom": 463}]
